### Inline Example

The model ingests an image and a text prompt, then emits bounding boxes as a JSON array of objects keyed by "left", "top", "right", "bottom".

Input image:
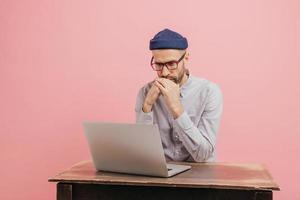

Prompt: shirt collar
[{"left": 180, "top": 74, "right": 193, "bottom": 97}]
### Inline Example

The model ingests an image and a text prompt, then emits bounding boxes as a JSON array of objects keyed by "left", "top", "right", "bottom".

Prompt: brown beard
[
  {"left": 177, "top": 68, "right": 186, "bottom": 85},
  {"left": 161, "top": 76, "right": 179, "bottom": 84}
]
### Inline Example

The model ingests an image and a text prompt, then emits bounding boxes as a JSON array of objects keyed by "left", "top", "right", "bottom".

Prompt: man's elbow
[{"left": 192, "top": 144, "right": 215, "bottom": 162}]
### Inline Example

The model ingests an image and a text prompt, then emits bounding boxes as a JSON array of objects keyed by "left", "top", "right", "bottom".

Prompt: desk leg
[
  {"left": 57, "top": 183, "right": 72, "bottom": 200},
  {"left": 254, "top": 191, "right": 273, "bottom": 200}
]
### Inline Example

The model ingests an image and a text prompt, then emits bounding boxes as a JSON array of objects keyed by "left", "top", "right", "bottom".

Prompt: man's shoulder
[
  {"left": 189, "top": 75, "right": 221, "bottom": 92},
  {"left": 137, "top": 81, "right": 152, "bottom": 96},
  {"left": 140, "top": 81, "right": 152, "bottom": 89}
]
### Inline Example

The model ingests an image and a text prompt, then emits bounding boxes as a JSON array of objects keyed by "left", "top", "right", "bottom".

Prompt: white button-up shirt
[{"left": 135, "top": 74, "right": 223, "bottom": 162}]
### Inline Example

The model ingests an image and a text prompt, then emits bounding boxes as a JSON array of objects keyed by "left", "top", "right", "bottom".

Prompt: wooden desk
[{"left": 48, "top": 160, "right": 279, "bottom": 200}]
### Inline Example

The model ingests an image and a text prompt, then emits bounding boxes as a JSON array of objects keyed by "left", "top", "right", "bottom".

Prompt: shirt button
[{"left": 174, "top": 135, "right": 179, "bottom": 141}]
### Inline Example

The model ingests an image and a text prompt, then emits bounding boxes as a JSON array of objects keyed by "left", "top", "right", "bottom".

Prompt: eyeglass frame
[{"left": 150, "top": 51, "right": 186, "bottom": 71}]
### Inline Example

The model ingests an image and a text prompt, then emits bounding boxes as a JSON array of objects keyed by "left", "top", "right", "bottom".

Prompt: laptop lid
[{"left": 83, "top": 122, "right": 169, "bottom": 177}]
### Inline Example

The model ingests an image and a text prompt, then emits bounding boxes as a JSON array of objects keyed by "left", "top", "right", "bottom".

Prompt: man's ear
[{"left": 185, "top": 51, "right": 190, "bottom": 61}]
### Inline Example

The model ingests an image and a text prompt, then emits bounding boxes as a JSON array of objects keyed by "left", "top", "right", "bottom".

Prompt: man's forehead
[{"left": 152, "top": 49, "right": 184, "bottom": 62}]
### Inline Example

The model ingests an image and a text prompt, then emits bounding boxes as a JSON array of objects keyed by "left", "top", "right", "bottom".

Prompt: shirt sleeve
[
  {"left": 135, "top": 87, "right": 154, "bottom": 124},
  {"left": 173, "top": 83, "right": 223, "bottom": 162}
]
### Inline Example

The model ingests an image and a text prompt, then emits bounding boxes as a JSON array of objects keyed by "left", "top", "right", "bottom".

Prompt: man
[{"left": 135, "top": 28, "right": 223, "bottom": 162}]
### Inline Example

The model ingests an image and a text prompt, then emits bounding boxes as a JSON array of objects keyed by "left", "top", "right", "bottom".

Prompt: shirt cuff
[
  {"left": 136, "top": 110, "right": 153, "bottom": 124},
  {"left": 174, "top": 111, "right": 193, "bottom": 130}
]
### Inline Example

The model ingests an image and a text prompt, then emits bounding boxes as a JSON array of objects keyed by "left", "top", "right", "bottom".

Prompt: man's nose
[{"left": 161, "top": 65, "right": 170, "bottom": 77}]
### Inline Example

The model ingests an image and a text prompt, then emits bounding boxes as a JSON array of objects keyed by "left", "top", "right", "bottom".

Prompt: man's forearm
[
  {"left": 174, "top": 112, "right": 217, "bottom": 162},
  {"left": 169, "top": 103, "right": 184, "bottom": 119},
  {"left": 142, "top": 102, "right": 153, "bottom": 113}
]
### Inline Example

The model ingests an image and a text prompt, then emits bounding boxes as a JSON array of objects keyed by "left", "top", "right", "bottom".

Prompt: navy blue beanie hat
[{"left": 149, "top": 28, "right": 188, "bottom": 50}]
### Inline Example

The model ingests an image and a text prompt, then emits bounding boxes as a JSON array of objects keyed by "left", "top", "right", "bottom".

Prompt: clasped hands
[{"left": 143, "top": 78, "right": 184, "bottom": 119}]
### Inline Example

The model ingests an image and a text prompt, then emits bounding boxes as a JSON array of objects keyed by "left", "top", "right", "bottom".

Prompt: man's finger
[
  {"left": 158, "top": 78, "right": 177, "bottom": 87},
  {"left": 156, "top": 78, "right": 168, "bottom": 88},
  {"left": 154, "top": 81, "right": 167, "bottom": 95}
]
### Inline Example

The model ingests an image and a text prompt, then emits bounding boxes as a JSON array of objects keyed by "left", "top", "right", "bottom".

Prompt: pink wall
[{"left": 1, "top": 0, "right": 299, "bottom": 199}]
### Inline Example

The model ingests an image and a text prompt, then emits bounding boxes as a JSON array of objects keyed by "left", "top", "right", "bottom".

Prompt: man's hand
[
  {"left": 154, "top": 78, "right": 184, "bottom": 119},
  {"left": 142, "top": 82, "right": 161, "bottom": 113}
]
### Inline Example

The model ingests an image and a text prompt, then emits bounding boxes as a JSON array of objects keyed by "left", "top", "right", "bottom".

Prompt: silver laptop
[{"left": 83, "top": 122, "right": 191, "bottom": 177}]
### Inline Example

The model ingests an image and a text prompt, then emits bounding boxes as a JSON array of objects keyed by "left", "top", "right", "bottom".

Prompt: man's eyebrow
[{"left": 154, "top": 59, "right": 177, "bottom": 64}]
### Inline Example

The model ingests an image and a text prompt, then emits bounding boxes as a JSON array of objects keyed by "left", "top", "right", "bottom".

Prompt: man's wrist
[{"left": 142, "top": 102, "right": 153, "bottom": 113}]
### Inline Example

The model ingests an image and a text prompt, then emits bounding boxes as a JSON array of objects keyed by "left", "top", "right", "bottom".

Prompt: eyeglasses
[{"left": 150, "top": 52, "right": 186, "bottom": 71}]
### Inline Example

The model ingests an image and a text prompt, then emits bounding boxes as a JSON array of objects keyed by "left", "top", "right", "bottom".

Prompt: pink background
[{"left": 1, "top": 0, "right": 299, "bottom": 199}]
